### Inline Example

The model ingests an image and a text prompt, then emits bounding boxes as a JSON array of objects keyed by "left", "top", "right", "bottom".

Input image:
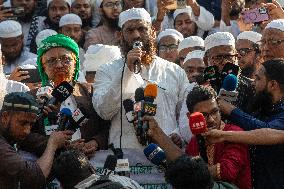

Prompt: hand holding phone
[
  {"left": 242, "top": 7, "right": 269, "bottom": 23},
  {"left": 8, "top": 67, "right": 30, "bottom": 82}
]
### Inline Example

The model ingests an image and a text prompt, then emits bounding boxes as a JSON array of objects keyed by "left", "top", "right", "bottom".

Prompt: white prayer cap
[
  {"left": 265, "top": 19, "right": 284, "bottom": 32},
  {"left": 83, "top": 44, "right": 121, "bottom": 72},
  {"left": 204, "top": 32, "right": 235, "bottom": 52},
  {"left": 59, "top": 13, "right": 82, "bottom": 27},
  {"left": 47, "top": 0, "right": 72, "bottom": 7},
  {"left": 36, "top": 29, "right": 58, "bottom": 47},
  {"left": 157, "top": 29, "right": 184, "bottom": 43},
  {"left": 237, "top": 31, "right": 262, "bottom": 44},
  {"left": 19, "top": 59, "right": 37, "bottom": 69},
  {"left": 95, "top": 0, "right": 103, "bottom": 8},
  {"left": 71, "top": 0, "right": 90, "bottom": 5},
  {"left": 183, "top": 50, "right": 205, "bottom": 65},
  {"left": 173, "top": 6, "right": 192, "bottom": 20},
  {"left": 0, "top": 20, "right": 22, "bottom": 38},
  {"left": 118, "top": 8, "right": 151, "bottom": 28},
  {"left": 178, "top": 36, "right": 204, "bottom": 52}
]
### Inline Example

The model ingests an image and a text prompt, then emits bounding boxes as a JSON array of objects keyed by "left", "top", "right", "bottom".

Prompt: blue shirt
[{"left": 230, "top": 102, "right": 284, "bottom": 189}]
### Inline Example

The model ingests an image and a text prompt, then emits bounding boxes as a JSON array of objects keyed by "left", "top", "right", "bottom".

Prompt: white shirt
[{"left": 93, "top": 56, "right": 191, "bottom": 149}]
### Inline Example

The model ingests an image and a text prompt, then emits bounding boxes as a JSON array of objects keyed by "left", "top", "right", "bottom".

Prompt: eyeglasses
[
  {"left": 103, "top": 1, "right": 122, "bottom": 9},
  {"left": 237, "top": 48, "right": 254, "bottom": 57},
  {"left": 159, "top": 44, "right": 178, "bottom": 52},
  {"left": 210, "top": 54, "right": 238, "bottom": 63},
  {"left": 201, "top": 108, "right": 220, "bottom": 120},
  {"left": 45, "top": 55, "right": 74, "bottom": 66},
  {"left": 259, "top": 39, "right": 284, "bottom": 47}
]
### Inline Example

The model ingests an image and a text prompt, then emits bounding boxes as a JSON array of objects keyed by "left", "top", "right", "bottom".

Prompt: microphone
[
  {"left": 141, "top": 84, "right": 158, "bottom": 145},
  {"left": 218, "top": 74, "right": 238, "bottom": 103},
  {"left": 103, "top": 155, "right": 117, "bottom": 175},
  {"left": 203, "top": 65, "right": 221, "bottom": 92},
  {"left": 36, "top": 85, "right": 53, "bottom": 105},
  {"left": 58, "top": 108, "right": 72, "bottom": 131},
  {"left": 123, "top": 99, "right": 134, "bottom": 123},
  {"left": 49, "top": 81, "right": 74, "bottom": 105},
  {"left": 189, "top": 112, "right": 208, "bottom": 163},
  {"left": 144, "top": 143, "right": 167, "bottom": 170},
  {"left": 72, "top": 107, "right": 89, "bottom": 127},
  {"left": 132, "top": 41, "right": 143, "bottom": 74},
  {"left": 134, "top": 87, "right": 144, "bottom": 137},
  {"left": 221, "top": 63, "right": 240, "bottom": 79}
]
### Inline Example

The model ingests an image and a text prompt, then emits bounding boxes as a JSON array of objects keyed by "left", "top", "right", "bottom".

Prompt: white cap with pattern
[
  {"left": 59, "top": 13, "right": 82, "bottom": 27},
  {"left": 47, "top": 0, "right": 72, "bottom": 7},
  {"left": 157, "top": 29, "right": 184, "bottom": 43},
  {"left": 0, "top": 20, "right": 22, "bottom": 38},
  {"left": 178, "top": 36, "right": 204, "bottom": 52},
  {"left": 183, "top": 50, "right": 205, "bottom": 65},
  {"left": 118, "top": 8, "right": 151, "bottom": 28},
  {"left": 36, "top": 29, "right": 58, "bottom": 47},
  {"left": 237, "top": 31, "right": 262, "bottom": 44},
  {"left": 265, "top": 19, "right": 284, "bottom": 32},
  {"left": 204, "top": 32, "right": 235, "bottom": 52},
  {"left": 173, "top": 6, "right": 192, "bottom": 20}
]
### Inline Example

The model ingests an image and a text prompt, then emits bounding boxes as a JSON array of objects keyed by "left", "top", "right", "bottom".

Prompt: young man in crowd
[
  {"left": 28, "top": 0, "right": 71, "bottom": 53},
  {"left": 157, "top": 29, "right": 184, "bottom": 64},
  {"left": 71, "top": 0, "right": 93, "bottom": 32},
  {"left": 0, "top": 92, "right": 73, "bottom": 188},
  {"left": 236, "top": 31, "right": 262, "bottom": 79},
  {"left": 186, "top": 85, "right": 251, "bottom": 189},
  {"left": 84, "top": 0, "right": 122, "bottom": 49}
]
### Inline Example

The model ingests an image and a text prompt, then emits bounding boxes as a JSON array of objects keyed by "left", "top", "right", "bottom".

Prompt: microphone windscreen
[
  {"left": 60, "top": 108, "right": 72, "bottom": 116},
  {"left": 123, "top": 99, "right": 134, "bottom": 112},
  {"left": 51, "top": 81, "right": 74, "bottom": 103},
  {"left": 144, "top": 84, "right": 158, "bottom": 98},
  {"left": 222, "top": 74, "right": 238, "bottom": 91},
  {"left": 103, "top": 155, "right": 117, "bottom": 171},
  {"left": 144, "top": 143, "right": 166, "bottom": 166},
  {"left": 135, "top": 87, "right": 144, "bottom": 102},
  {"left": 189, "top": 112, "right": 207, "bottom": 135}
]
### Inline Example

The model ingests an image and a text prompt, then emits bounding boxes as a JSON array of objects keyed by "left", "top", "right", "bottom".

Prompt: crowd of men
[{"left": 0, "top": 0, "right": 284, "bottom": 188}]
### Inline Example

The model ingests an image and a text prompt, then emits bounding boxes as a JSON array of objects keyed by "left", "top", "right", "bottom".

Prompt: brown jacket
[{"left": 19, "top": 82, "right": 110, "bottom": 156}]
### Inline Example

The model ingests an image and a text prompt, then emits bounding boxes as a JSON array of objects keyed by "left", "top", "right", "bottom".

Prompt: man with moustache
[
  {"left": 84, "top": 0, "right": 122, "bottom": 49},
  {"left": 71, "top": 0, "right": 93, "bottom": 32},
  {"left": 19, "top": 34, "right": 110, "bottom": 157},
  {"left": 93, "top": 8, "right": 190, "bottom": 149},
  {"left": 215, "top": 59, "right": 284, "bottom": 189},
  {"left": 236, "top": 31, "right": 262, "bottom": 79},
  {"left": 28, "top": 0, "right": 71, "bottom": 53}
]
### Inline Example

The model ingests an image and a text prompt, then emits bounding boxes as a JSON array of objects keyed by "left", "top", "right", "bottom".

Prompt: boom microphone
[{"left": 189, "top": 112, "right": 208, "bottom": 163}]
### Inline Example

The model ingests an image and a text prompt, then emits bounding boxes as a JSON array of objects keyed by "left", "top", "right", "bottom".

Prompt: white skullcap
[
  {"left": 0, "top": 20, "right": 22, "bottom": 38},
  {"left": 118, "top": 8, "right": 151, "bottom": 28},
  {"left": 173, "top": 6, "right": 192, "bottom": 20},
  {"left": 59, "top": 13, "right": 82, "bottom": 27},
  {"left": 237, "top": 31, "right": 262, "bottom": 44},
  {"left": 95, "top": 0, "right": 103, "bottom": 8},
  {"left": 183, "top": 50, "right": 205, "bottom": 65},
  {"left": 47, "top": 0, "right": 72, "bottom": 7},
  {"left": 36, "top": 29, "right": 58, "bottom": 47},
  {"left": 83, "top": 44, "right": 121, "bottom": 72},
  {"left": 157, "top": 29, "right": 184, "bottom": 43},
  {"left": 19, "top": 60, "right": 37, "bottom": 69},
  {"left": 204, "top": 32, "right": 235, "bottom": 52},
  {"left": 71, "top": 0, "right": 90, "bottom": 5},
  {"left": 265, "top": 19, "right": 284, "bottom": 32},
  {"left": 178, "top": 36, "right": 204, "bottom": 52}
]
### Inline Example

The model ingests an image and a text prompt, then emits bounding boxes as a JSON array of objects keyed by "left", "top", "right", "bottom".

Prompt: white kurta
[{"left": 93, "top": 56, "right": 191, "bottom": 149}]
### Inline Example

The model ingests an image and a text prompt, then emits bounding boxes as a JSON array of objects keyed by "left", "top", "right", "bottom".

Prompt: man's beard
[
  {"left": 241, "top": 64, "right": 255, "bottom": 78},
  {"left": 251, "top": 89, "right": 273, "bottom": 116},
  {"left": 102, "top": 12, "right": 119, "bottom": 30},
  {"left": 18, "top": 12, "right": 34, "bottom": 23},
  {"left": 4, "top": 46, "right": 23, "bottom": 63}
]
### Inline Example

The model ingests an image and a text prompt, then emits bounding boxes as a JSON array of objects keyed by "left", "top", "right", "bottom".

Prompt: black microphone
[
  {"left": 49, "top": 81, "right": 74, "bottom": 105},
  {"left": 132, "top": 41, "right": 143, "bottom": 74},
  {"left": 123, "top": 99, "right": 134, "bottom": 123},
  {"left": 134, "top": 87, "right": 144, "bottom": 137},
  {"left": 103, "top": 155, "right": 117, "bottom": 175}
]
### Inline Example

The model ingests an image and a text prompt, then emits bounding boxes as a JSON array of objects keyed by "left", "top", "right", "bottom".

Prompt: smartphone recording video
[
  {"left": 166, "top": 0, "right": 187, "bottom": 10},
  {"left": 242, "top": 7, "right": 269, "bottom": 24}
]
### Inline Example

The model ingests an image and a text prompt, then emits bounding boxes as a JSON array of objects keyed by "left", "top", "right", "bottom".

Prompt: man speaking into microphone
[
  {"left": 19, "top": 34, "right": 110, "bottom": 158},
  {"left": 185, "top": 85, "right": 251, "bottom": 189},
  {"left": 93, "top": 8, "right": 191, "bottom": 149}
]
